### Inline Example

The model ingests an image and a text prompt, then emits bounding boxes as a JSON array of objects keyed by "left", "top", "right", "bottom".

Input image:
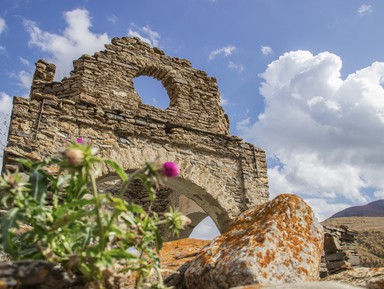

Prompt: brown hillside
[
  {"left": 322, "top": 216, "right": 384, "bottom": 233},
  {"left": 322, "top": 217, "right": 384, "bottom": 268}
]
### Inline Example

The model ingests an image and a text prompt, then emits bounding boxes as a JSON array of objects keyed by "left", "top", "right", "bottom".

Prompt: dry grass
[
  {"left": 322, "top": 217, "right": 384, "bottom": 268},
  {"left": 322, "top": 216, "right": 384, "bottom": 232}
]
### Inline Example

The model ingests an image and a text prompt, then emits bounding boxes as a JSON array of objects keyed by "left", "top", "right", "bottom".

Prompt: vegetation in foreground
[{"left": 0, "top": 138, "right": 187, "bottom": 289}]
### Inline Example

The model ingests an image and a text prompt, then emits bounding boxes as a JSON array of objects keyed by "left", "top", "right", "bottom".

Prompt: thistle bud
[
  {"left": 161, "top": 162, "right": 179, "bottom": 178},
  {"left": 65, "top": 148, "right": 84, "bottom": 166},
  {"left": 180, "top": 215, "right": 192, "bottom": 228}
]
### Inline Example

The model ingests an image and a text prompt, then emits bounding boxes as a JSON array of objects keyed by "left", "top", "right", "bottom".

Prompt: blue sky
[{"left": 1, "top": 0, "right": 384, "bottom": 238}]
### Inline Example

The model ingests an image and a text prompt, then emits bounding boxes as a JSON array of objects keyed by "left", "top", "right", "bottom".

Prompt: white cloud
[
  {"left": 374, "top": 191, "right": 384, "bottom": 199},
  {"left": 261, "top": 45, "right": 273, "bottom": 56},
  {"left": 108, "top": 14, "right": 118, "bottom": 24},
  {"left": 304, "top": 198, "right": 351, "bottom": 222},
  {"left": 0, "top": 92, "right": 12, "bottom": 115},
  {"left": 0, "top": 18, "right": 5, "bottom": 35},
  {"left": 19, "top": 57, "right": 31, "bottom": 66},
  {"left": 0, "top": 93, "right": 12, "bottom": 167},
  {"left": 228, "top": 61, "right": 244, "bottom": 72},
  {"left": 220, "top": 96, "right": 229, "bottom": 106},
  {"left": 237, "top": 50, "right": 384, "bottom": 217},
  {"left": 0, "top": 18, "right": 6, "bottom": 55},
  {"left": 0, "top": 93, "right": 12, "bottom": 146},
  {"left": 358, "top": 4, "right": 372, "bottom": 15},
  {"left": 127, "top": 24, "right": 160, "bottom": 47},
  {"left": 24, "top": 8, "right": 109, "bottom": 80},
  {"left": 18, "top": 70, "right": 33, "bottom": 90},
  {"left": 209, "top": 45, "right": 236, "bottom": 60}
]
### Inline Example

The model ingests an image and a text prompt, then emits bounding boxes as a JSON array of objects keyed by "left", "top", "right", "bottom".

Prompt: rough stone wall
[
  {"left": 321, "top": 225, "right": 360, "bottom": 277},
  {"left": 3, "top": 37, "right": 269, "bottom": 234}
]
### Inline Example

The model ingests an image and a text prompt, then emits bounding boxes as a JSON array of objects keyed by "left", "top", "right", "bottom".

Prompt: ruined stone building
[{"left": 2, "top": 37, "right": 269, "bottom": 237}]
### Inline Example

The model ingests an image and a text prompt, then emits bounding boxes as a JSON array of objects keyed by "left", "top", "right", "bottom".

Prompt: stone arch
[
  {"left": 97, "top": 173, "right": 217, "bottom": 239},
  {"left": 3, "top": 37, "right": 270, "bottom": 236},
  {"left": 98, "top": 149, "right": 237, "bottom": 236}
]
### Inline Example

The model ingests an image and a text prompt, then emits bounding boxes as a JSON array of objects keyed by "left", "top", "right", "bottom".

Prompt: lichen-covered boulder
[{"left": 184, "top": 194, "right": 324, "bottom": 289}]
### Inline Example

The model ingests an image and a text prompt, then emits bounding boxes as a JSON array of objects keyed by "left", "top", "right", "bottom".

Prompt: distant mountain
[{"left": 329, "top": 199, "right": 384, "bottom": 218}]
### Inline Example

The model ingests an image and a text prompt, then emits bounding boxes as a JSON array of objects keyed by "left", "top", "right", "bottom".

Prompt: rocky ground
[
  {"left": 322, "top": 217, "right": 384, "bottom": 268},
  {"left": 2, "top": 195, "right": 384, "bottom": 289}
]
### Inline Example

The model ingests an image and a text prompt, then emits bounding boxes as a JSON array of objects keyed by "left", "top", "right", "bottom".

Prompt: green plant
[{"left": 0, "top": 138, "right": 187, "bottom": 289}]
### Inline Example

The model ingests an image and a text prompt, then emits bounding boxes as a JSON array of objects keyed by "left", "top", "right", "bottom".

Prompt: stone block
[{"left": 324, "top": 235, "right": 342, "bottom": 254}]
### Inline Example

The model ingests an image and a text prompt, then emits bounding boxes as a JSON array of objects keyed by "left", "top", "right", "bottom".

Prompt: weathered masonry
[{"left": 3, "top": 37, "right": 269, "bottom": 235}]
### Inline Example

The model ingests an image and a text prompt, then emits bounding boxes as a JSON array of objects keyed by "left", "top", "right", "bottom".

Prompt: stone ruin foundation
[
  {"left": 321, "top": 225, "right": 360, "bottom": 277},
  {"left": 2, "top": 36, "right": 269, "bottom": 236}
]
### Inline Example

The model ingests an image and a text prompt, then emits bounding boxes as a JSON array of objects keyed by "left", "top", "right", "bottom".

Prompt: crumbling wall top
[{"left": 30, "top": 37, "right": 230, "bottom": 135}]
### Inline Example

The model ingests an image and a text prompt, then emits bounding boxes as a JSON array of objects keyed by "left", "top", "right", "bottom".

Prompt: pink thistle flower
[
  {"left": 162, "top": 162, "right": 179, "bottom": 178},
  {"left": 76, "top": 138, "right": 83, "bottom": 144}
]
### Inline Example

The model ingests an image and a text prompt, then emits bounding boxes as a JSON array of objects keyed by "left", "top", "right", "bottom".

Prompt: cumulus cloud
[
  {"left": 0, "top": 18, "right": 5, "bottom": 34},
  {"left": 238, "top": 50, "right": 384, "bottom": 217},
  {"left": 127, "top": 24, "right": 160, "bottom": 47},
  {"left": 8, "top": 70, "right": 33, "bottom": 93},
  {"left": 0, "top": 92, "right": 13, "bottom": 161},
  {"left": 209, "top": 45, "right": 236, "bottom": 60},
  {"left": 261, "top": 45, "right": 273, "bottom": 56},
  {"left": 0, "top": 92, "right": 12, "bottom": 115},
  {"left": 228, "top": 61, "right": 244, "bottom": 72},
  {"left": 24, "top": 8, "right": 109, "bottom": 80},
  {"left": 304, "top": 198, "right": 351, "bottom": 221},
  {"left": 18, "top": 70, "right": 33, "bottom": 90},
  {"left": 374, "top": 191, "right": 384, "bottom": 199},
  {"left": 358, "top": 4, "right": 372, "bottom": 15},
  {"left": 0, "top": 92, "right": 12, "bottom": 166}
]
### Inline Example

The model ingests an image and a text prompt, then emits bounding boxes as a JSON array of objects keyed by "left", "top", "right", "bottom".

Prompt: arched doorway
[{"left": 97, "top": 172, "right": 227, "bottom": 240}]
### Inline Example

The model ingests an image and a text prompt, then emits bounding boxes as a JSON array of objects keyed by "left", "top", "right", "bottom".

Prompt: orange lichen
[{"left": 185, "top": 194, "right": 323, "bottom": 288}]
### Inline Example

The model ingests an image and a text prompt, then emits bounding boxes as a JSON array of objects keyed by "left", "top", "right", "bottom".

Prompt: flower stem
[{"left": 91, "top": 173, "right": 106, "bottom": 253}]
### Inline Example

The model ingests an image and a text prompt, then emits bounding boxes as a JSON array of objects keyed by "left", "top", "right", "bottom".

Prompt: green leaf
[
  {"left": 111, "top": 197, "right": 128, "bottom": 212},
  {"left": 51, "top": 210, "right": 89, "bottom": 230},
  {"left": 81, "top": 227, "right": 92, "bottom": 249},
  {"left": 104, "top": 160, "right": 128, "bottom": 182},
  {"left": 16, "top": 158, "right": 34, "bottom": 168},
  {"left": 154, "top": 230, "right": 163, "bottom": 251},
  {"left": 29, "top": 171, "right": 48, "bottom": 202},
  {"left": 106, "top": 248, "right": 138, "bottom": 259},
  {"left": 0, "top": 207, "right": 21, "bottom": 255},
  {"left": 127, "top": 203, "right": 145, "bottom": 214}
]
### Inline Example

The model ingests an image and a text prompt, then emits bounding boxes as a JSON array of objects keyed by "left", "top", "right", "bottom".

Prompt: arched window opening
[
  {"left": 189, "top": 216, "right": 221, "bottom": 240},
  {"left": 98, "top": 177, "right": 222, "bottom": 241},
  {"left": 133, "top": 76, "right": 169, "bottom": 109}
]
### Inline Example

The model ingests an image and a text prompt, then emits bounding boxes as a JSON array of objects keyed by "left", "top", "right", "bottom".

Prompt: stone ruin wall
[
  {"left": 3, "top": 37, "right": 269, "bottom": 235},
  {"left": 321, "top": 225, "right": 360, "bottom": 277}
]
